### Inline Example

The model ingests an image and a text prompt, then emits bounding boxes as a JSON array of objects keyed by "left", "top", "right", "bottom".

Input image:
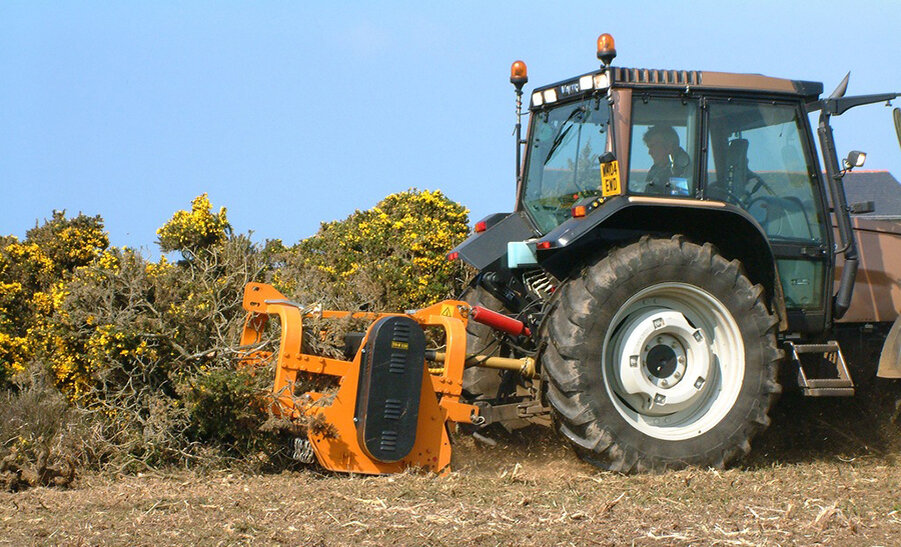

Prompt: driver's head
[{"left": 643, "top": 125, "right": 680, "bottom": 164}]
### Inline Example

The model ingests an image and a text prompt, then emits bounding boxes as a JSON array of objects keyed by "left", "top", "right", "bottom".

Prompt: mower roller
[{"left": 238, "top": 282, "right": 533, "bottom": 475}]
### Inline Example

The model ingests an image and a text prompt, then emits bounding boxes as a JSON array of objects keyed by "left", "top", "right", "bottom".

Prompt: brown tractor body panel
[{"left": 835, "top": 217, "right": 901, "bottom": 324}]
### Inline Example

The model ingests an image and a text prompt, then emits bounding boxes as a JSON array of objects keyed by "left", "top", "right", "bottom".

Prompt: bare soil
[
  {"left": 2, "top": 371, "right": 901, "bottom": 546},
  {"left": 2, "top": 412, "right": 901, "bottom": 546}
]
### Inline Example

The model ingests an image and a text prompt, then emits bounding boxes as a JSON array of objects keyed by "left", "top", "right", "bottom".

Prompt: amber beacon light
[
  {"left": 596, "top": 33, "right": 616, "bottom": 66},
  {"left": 510, "top": 60, "right": 528, "bottom": 89}
]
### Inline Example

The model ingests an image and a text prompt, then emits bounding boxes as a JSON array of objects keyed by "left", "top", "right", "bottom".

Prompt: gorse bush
[
  {"left": 0, "top": 374, "right": 79, "bottom": 490},
  {"left": 0, "top": 189, "right": 470, "bottom": 484},
  {"left": 0, "top": 212, "right": 108, "bottom": 384},
  {"left": 278, "top": 189, "right": 472, "bottom": 311},
  {"left": 156, "top": 193, "right": 231, "bottom": 256}
]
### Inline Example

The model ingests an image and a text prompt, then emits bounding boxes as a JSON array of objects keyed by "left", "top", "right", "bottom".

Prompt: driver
[{"left": 643, "top": 125, "right": 690, "bottom": 194}]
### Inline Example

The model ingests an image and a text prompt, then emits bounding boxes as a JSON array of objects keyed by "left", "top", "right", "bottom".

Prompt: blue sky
[{"left": 2, "top": 1, "right": 900, "bottom": 253}]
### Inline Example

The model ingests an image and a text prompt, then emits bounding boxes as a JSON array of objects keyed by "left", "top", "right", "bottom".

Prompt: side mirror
[
  {"left": 843, "top": 150, "right": 867, "bottom": 170},
  {"left": 849, "top": 201, "right": 875, "bottom": 214}
]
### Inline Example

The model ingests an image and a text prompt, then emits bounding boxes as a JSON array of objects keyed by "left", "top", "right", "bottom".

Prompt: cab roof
[{"left": 530, "top": 66, "right": 824, "bottom": 108}]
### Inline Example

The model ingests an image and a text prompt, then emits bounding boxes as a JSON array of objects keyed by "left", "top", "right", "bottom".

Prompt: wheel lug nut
[{"left": 677, "top": 356, "right": 685, "bottom": 364}]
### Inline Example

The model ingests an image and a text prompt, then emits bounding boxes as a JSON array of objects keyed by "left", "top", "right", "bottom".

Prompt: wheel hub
[
  {"left": 612, "top": 307, "right": 712, "bottom": 415},
  {"left": 646, "top": 344, "right": 677, "bottom": 379},
  {"left": 642, "top": 334, "right": 686, "bottom": 388}
]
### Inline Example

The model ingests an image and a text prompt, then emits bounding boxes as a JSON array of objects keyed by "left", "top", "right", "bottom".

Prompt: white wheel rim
[{"left": 602, "top": 282, "right": 744, "bottom": 441}]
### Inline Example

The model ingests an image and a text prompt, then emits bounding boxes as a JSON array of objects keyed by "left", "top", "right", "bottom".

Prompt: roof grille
[{"left": 614, "top": 68, "right": 701, "bottom": 86}]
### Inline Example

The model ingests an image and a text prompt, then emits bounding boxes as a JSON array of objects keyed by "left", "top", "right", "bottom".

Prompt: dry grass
[
  {"left": 1, "top": 422, "right": 900, "bottom": 546},
  {"left": 2, "top": 361, "right": 900, "bottom": 546}
]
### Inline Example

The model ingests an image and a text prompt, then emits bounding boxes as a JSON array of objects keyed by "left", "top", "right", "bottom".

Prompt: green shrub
[{"left": 179, "top": 366, "right": 270, "bottom": 452}]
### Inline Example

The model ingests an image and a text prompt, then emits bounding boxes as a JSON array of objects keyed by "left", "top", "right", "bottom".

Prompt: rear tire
[
  {"left": 542, "top": 236, "right": 782, "bottom": 472},
  {"left": 460, "top": 285, "right": 507, "bottom": 402}
]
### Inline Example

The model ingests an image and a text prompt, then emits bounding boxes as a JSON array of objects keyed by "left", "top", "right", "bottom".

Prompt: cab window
[
  {"left": 521, "top": 99, "right": 611, "bottom": 233},
  {"left": 705, "top": 101, "right": 826, "bottom": 244},
  {"left": 627, "top": 97, "right": 699, "bottom": 197}
]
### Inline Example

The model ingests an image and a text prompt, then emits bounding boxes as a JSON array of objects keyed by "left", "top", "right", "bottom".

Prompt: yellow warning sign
[
  {"left": 440, "top": 305, "right": 455, "bottom": 317},
  {"left": 600, "top": 160, "right": 622, "bottom": 197}
]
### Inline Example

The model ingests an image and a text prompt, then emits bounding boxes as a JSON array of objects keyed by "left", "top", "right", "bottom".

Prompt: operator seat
[{"left": 725, "top": 138, "right": 750, "bottom": 197}]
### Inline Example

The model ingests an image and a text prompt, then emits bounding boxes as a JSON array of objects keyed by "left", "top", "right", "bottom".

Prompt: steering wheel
[
  {"left": 705, "top": 182, "right": 747, "bottom": 207},
  {"left": 708, "top": 174, "right": 775, "bottom": 208},
  {"left": 746, "top": 174, "right": 776, "bottom": 200}
]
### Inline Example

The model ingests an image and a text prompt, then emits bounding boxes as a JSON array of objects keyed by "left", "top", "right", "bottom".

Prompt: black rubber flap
[{"left": 355, "top": 316, "right": 426, "bottom": 462}]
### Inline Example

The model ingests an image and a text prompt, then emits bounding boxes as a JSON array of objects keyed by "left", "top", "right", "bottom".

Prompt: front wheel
[{"left": 542, "top": 236, "right": 782, "bottom": 472}]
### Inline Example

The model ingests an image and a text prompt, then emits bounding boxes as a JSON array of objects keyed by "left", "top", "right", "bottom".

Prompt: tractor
[{"left": 240, "top": 34, "right": 901, "bottom": 474}]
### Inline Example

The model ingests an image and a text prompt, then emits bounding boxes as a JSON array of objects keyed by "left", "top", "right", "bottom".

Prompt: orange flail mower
[{"left": 238, "top": 282, "right": 531, "bottom": 475}]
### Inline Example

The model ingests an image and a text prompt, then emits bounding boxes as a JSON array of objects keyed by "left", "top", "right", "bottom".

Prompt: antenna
[{"left": 829, "top": 72, "right": 850, "bottom": 100}]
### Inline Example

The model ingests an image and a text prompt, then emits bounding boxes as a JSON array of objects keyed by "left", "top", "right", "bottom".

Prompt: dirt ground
[
  {"left": 1, "top": 443, "right": 899, "bottom": 546},
  {"left": 8, "top": 296, "right": 897, "bottom": 546},
  {"left": 2, "top": 393, "right": 901, "bottom": 547}
]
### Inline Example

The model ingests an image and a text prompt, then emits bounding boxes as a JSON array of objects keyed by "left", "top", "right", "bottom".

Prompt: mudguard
[{"left": 533, "top": 196, "right": 787, "bottom": 328}]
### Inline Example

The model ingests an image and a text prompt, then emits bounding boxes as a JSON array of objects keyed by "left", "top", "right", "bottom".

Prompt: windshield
[{"left": 520, "top": 98, "right": 612, "bottom": 233}]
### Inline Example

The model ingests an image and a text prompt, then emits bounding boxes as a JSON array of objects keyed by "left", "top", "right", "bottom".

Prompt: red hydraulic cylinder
[{"left": 470, "top": 306, "right": 531, "bottom": 337}]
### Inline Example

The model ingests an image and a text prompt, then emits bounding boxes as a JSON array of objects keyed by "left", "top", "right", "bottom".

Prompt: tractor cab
[
  {"left": 520, "top": 70, "right": 828, "bottom": 242},
  {"left": 455, "top": 33, "right": 896, "bottom": 337}
]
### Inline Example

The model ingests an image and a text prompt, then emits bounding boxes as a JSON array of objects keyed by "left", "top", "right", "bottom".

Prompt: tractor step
[{"left": 787, "top": 341, "right": 855, "bottom": 397}]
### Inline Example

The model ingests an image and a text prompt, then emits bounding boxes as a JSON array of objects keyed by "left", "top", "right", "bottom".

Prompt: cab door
[{"left": 702, "top": 98, "right": 833, "bottom": 333}]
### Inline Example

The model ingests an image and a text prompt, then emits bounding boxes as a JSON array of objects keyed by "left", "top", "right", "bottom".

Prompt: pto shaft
[{"left": 426, "top": 350, "right": 536, "bottom": 378}]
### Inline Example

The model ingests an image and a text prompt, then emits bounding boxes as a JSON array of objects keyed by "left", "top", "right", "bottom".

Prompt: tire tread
[{"left": 541, "top": 235, "right": 781, "bottom": 472}]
